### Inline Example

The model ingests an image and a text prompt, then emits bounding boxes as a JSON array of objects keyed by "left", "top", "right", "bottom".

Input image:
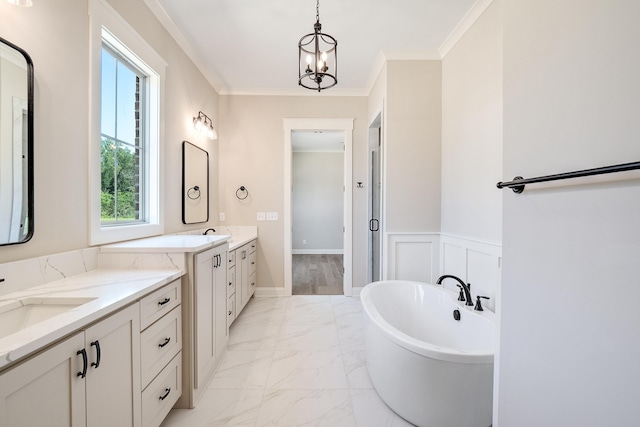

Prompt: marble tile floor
[{"left": 161, "top": 295, "right": 414, "bottom": 427}]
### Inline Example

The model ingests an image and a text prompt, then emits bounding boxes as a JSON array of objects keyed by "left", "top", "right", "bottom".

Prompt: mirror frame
[
  {"left": 182, "top": 141, "right": 209, "bottom": 224},
  {"left": 0, "top": 36, "right": 34, "bottom": 246}
]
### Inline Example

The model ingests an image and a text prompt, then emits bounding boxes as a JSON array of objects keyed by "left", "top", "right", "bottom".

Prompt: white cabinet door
[
  {"left": 214, "top": 246, "right": 228, "bottom": 357},
  {"left": 85, "top": 303, "right": 141, "bottom": 427},
  {"left": 239, "top": 244, "right": 250, "bottom": 311},
  {"left": 0, "top": 332, "right": 87, "bottom": 427},
  {"left": 194, "top": 247, "right": 215, "bottom": 390}
]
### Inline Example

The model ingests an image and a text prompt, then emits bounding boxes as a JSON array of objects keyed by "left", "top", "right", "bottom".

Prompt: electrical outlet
[
  {"left": 219, "top": 212, "right": 225, "bottom": 221},
  {"left": 266, "top": 212, "right": 278, "bottom": 221},
  {"left": 303, "top": 239, "right": 307, "bottom": 245},
  {"left": 257, "top": 212, "right": 266, "bottom": 221}
]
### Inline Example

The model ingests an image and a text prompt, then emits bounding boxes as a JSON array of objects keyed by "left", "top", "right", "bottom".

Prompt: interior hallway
[
  {"left": 292, "top": 254, "right": 344, "bottom": 295},
  {"left": 160, "top": 295, "right": 413, "bottom": 426}
]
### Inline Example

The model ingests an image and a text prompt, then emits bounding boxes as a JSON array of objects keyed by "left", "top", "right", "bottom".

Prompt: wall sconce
[
  {"left": 6, "top": 0, "right": 33, "bottom": 6},
  {"left": 193, "top": 111, "right": 218, "bottom": 140}
]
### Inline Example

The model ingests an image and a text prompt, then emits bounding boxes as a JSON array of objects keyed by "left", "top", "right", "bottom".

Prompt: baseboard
[
  {"left": 291, "top": 249, "right": 344, "bottom": 255},
  {"left": 351, "top": 287, "right": 364, "bottom": 297}
]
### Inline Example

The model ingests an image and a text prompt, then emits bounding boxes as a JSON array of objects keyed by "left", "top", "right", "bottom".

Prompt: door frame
[{"left": 283, "top": 118, "right": 354, "bottom": 296}]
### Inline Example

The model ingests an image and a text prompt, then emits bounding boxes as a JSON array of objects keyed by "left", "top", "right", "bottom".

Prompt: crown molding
[
  {"left": 142, "top": 0, "right": 227, "bottom": 93},
  {"left": 438, "top": 0, "right": 494, "bottom": 59}
]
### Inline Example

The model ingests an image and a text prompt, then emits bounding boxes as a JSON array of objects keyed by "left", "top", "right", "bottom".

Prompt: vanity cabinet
[
  {"left": 192, "top": 243, "right": 228, "bottom": 399},
  {"left": 0, "top": 303, "right": 141, "bottom": 427},
  {"left": 229, "top": 239, "right": 257, "bottom": 324},
  {"left": 139, "top": 280, "right": 182, "bottom": 427}
]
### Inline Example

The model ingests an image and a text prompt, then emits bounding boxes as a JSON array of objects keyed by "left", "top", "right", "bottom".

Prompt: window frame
[{"left": 88, "top": 0, "right": 165, "bottom": 246}]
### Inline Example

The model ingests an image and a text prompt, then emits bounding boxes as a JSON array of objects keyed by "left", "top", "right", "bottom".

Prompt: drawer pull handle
[
  {"left": 159, "top": 388, "right": 171, "bottom": 401},
  {"left": 251, "top": 282, "right": 255, "bottom": 286},
  {"left": 158, "top": 297, "right": 171, "bottom": 306},
  {"left": 251, "top": 261, "right": 255, "bottom": 265},
  {"left": 228, "top": 281, "right": 232, "bottom": 286},
  {"left": 159, "top": 337, "right": 171, "bottom": 348},
  {"left": 228, "top": 310, "right": 232, "bottom": 316},
  {"left": 90, "top": 340, "right": 101, "bottom": 369},
  {"left": 77, "top": 348, "right": 88, "bottom": 378}
]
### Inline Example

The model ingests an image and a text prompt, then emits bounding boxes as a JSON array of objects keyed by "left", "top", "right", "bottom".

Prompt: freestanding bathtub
[{"left": 361, "top": 280, "right": 495, "bottom": 427}]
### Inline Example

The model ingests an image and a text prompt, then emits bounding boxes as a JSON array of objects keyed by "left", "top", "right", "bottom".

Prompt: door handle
[
  {"left": 90, "top": 340, "right": 101, "bottom": 369},
  {"left": 369, "top": 219, "right": 379, "bottom": 232},
  {"left": 77, "top": 348, "right": 88, "bottom": 378}
]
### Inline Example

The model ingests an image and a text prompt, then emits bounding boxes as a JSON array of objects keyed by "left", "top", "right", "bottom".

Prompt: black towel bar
[{"left": 497, "top": 161, "right": 640, "bottom": 193}]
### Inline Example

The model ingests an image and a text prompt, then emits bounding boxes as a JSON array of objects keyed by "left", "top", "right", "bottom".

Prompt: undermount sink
[{"left": 0, "top": 297, "right": 97, "bottom": 339}]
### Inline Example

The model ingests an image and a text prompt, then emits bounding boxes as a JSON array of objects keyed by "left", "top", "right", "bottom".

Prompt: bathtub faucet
[{"left": 436, "top": 275, "right": 474, "bottom": 306}]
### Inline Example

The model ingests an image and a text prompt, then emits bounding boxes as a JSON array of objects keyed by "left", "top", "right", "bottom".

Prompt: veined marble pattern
[
  {"left": 0, "top": 248, "right": 99, "bottom": 297},
  {"left": 161, "top": 295, "right": 414, "bottom": 427}
]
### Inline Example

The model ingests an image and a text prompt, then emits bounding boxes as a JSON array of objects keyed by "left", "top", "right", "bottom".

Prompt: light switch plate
[
  {"left": 266, "top": 212, "right": 278, "bottom": 221},
  {"left": 219, "top": 212, "right": 225, "bottom": 221},
  {"left": 257, "top": 212, "right": 266, "bottom": 221}
]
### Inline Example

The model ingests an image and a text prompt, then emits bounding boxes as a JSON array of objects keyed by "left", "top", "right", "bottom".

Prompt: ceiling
[{"left": 147, "top": 0, "right": 480, "bottom": 95}]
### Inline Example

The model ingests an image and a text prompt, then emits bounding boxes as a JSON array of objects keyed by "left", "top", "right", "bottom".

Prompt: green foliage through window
[{"left": 100, "top": 138, "right": 140, "bottom": 222}]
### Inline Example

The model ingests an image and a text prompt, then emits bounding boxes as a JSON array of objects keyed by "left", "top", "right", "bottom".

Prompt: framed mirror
[
  {"left": 0, "top": 36, "right": 34, "bottom": 246},
  {"left": 182, "top": 141, "right": 209, "bottom": 224}
]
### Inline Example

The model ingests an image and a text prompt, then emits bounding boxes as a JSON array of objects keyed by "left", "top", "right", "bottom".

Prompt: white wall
[
  {"left": 292, "top": 152, "right": 344, "bottom": 252},
  {"left": 441, "top": 1, "right": 502, "bottom": 242},
  {"left": 385, "top": 60, "right": 442, "bottom": 233},
  {"left": 217, "top": 95, "right": 368, "bottom": 289},
  {"left": 0, "top": 0, "right": 221, "bottom": 264},
  {"left": 499, "top": 1, "right": 640, "bottom": 425}
]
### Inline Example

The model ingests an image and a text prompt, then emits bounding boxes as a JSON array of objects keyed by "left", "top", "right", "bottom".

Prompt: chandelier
[{"left": 298, "top": 0, "right": 338, "bottom": 92}]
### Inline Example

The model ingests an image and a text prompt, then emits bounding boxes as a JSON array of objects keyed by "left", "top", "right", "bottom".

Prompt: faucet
[
  {"left": 436, "top": 274, "right": 473, "bottom": 306},
  {"left": 203, "top": 228, "right": 216, "bottom": 235}
]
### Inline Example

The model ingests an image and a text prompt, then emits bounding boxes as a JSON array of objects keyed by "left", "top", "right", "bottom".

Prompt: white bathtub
[{"left": 361, "top": 280, "right": 495, "bottom": 427}]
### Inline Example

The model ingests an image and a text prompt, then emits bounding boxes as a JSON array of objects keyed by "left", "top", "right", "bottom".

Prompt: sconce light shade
[{"left": 193, "top": 111, "right": 217, "bottom": 140}]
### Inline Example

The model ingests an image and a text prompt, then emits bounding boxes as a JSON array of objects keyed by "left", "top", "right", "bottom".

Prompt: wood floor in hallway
[{"left": 292, "top": 254, "right": 344, "bottom": 295}]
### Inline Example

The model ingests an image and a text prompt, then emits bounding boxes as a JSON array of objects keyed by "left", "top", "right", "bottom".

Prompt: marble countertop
[
  {"left": 99, "top": 234, "right": 231, "bottom": 253},
  {"left": 0, "top": 268, "right": 184, "bottom": 371},
  {"left": 99, "top": 227, "right": 258, "bottom": 253}
]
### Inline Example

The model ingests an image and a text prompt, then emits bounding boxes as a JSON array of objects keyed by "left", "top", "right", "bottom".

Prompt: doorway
[
  {"left": 283, "top": 118, "right": 354, "bottom": 296},
  {"left": 368, "top": 113, "right": 383, "bottom": 283},
  {"left": 291, "top": 131, "right": 344, "bottom": 295}
]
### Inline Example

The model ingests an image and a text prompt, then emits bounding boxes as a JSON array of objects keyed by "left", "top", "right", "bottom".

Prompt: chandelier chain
[{"left": 316, "top": 0, "right": 320, "bottom": 23}]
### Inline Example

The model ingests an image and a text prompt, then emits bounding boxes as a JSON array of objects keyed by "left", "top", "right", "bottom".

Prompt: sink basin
[{"left": 0, "top": 297, "right": 96, "bottom": 339}]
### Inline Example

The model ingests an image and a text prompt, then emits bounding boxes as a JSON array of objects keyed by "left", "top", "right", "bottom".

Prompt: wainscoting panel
[
  {"left": 440, "top": 234, "right": 501, "bottom": 312},
  {"left": 385, "top": 233, "right": 440, "bottom": 283}
]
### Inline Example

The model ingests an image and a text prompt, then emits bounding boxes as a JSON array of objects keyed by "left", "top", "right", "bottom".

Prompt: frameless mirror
[
  {"left": 182, "top": 141, "right": 209, "bottom": 224},
  {"left": 0, "top": 36, "right": 33, "bottom": 246}
]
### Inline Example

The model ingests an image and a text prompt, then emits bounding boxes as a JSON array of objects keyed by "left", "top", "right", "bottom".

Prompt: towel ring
[
  {"left": 236, "top": 186, "right": 249, "bottom": 200},
  {"left": 187, "top": 185, "right": 201, "bottom": 200}
]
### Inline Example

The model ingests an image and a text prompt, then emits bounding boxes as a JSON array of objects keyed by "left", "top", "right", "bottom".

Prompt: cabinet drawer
[
  {"left": 227, "top": 265, "right": 236, "bottom": 299},
  {"left": 140, "top": 279, "right": 181, "bottom": 330},
  {"left": 227, "top": 295, "right": 236, "bottom": 328},
  {"left": 142, "top": 352, "right": 182, "bottom": 427},
  {"left": 141, "top": 306, "right": 181, "bottom": 387},
  {"left": 249, "top": 240, "right": 257, "bottom": 254},
  {"left": 228, "top": 250, "right": 236, "bottom": 268},
  {"left": 248, "top": 252, "right": 257, "bottom": 275}
]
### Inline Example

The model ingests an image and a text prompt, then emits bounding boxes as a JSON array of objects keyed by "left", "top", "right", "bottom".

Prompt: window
[
  {"left": 100, "top": 44, "right": 145, "bottom": 225},
  {"left": 89, "top": 0, "right": 165, "bottom": 245}
]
